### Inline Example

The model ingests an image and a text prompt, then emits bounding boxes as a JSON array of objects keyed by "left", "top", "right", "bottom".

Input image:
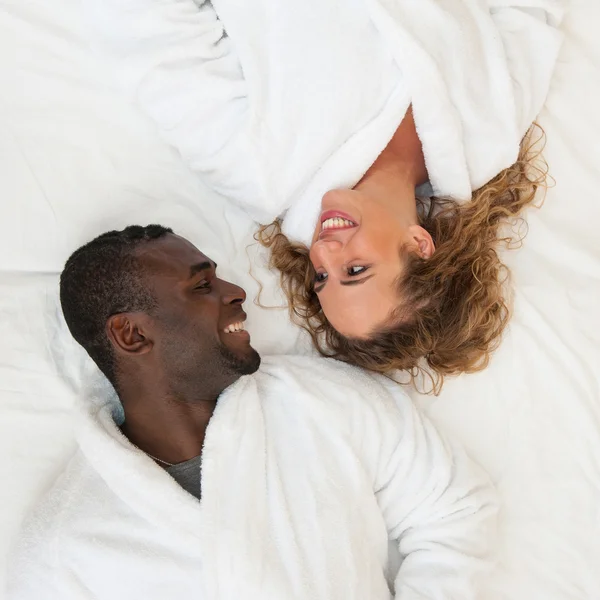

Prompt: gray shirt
[{"left": 167, "top": 455, "right": 202, "bottom": 500}]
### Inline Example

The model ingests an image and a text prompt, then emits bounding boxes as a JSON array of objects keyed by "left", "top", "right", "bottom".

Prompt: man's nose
[{"left": 221, "top": 281, "right": 246, "bottom": 305}]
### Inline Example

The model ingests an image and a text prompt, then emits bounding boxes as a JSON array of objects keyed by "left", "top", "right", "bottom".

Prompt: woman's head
[
  {"left": 258, "top": 126, "right": 546, "bottom": 392},
  {"left": 309, "top": 187, "right": 434, "bottom": 338},
  {"left": 308, "top": 108, "right": 433, "bottom": 338}
]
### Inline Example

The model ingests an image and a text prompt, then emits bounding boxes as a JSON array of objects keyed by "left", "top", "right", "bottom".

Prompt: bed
[{"left": 0, "top": 0, "right": 598, "bottom": 598}]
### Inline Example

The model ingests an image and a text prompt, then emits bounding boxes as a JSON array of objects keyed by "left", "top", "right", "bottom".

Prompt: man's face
[{"left": 135, "top": 234, "right": 260, "bottom": 392}]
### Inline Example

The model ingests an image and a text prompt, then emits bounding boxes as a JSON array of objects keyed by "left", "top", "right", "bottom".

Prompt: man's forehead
[{"left": 135, "top": 234, "right": 212, "bottom": 275}]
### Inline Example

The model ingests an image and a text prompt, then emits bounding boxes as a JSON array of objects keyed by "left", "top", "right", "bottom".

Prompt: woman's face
[{"left": 309, "top": 188, "right": 433, "bottom": 338}]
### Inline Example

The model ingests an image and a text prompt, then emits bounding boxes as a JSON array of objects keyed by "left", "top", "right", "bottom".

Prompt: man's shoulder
[
  {"left": 8, "top": 451, "right": 91, "bottom": 587},
  {"left": 258, "top": 354, "right": 406, "bottom": 389},
  {"left": 13, "top": 449, "right": 114, "bottom": 544},
  {"left": 254, "top": 355, "right": 412, "bottom": 415}
]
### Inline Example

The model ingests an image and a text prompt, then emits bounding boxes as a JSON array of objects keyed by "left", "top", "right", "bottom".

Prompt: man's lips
[
  {"left": 225, "top": 328, "right": 250, "bottom": 340},
  {"left": 221, "top": 313, "right": 248, "bottom": 335}
]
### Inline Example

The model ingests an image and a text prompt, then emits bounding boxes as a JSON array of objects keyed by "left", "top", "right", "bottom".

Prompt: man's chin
[
  {"left": 238, "top": 349, "right": 261, "bottom": 375},
  {"left": 221, "top": 341, "right": 261, "bottom": 376}
]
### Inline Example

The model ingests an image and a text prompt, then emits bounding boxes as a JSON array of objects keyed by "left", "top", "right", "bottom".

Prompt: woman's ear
[
  {"left": 408, "top": 225, "right": 435, "bottom": 259},
  {"left": 106, "top": 313, "right": 153, "bottom": 357}
]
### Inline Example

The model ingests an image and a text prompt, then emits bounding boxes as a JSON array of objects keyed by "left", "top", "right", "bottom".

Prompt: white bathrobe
[
  {"left": 85, "top": 0, "right": 564, "bottom": 245},
  {"left": 8, "top": 356, "right": 497, "bottom": 600}
]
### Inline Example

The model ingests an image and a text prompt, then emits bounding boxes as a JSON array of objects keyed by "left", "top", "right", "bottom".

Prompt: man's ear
[
  {"left": 408, "top": 225, "right": 435, "bottom": 259},
  {"left": 106, "top": 313, "right": 154, "bottom": 357}
]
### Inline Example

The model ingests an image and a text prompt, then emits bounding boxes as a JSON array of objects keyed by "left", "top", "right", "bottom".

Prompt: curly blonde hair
[{"left": 257, "top": 125, "right": 548, "bottom": 393}]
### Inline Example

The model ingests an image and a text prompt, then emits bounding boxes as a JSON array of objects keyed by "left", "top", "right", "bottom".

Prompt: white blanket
[
  {"left": 85, "top": 0, "right": 564, "bottom": 245},
  {"left": 1, "top": 1, "right": 598, "bottom": 597},
  {"left": 7, "top": 356, "right": 497, "bottom": 600}
]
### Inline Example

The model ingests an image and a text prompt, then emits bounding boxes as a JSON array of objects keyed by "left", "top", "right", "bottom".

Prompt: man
[{"left": 8, "top": 225, "right": 497, "bottom": 600}]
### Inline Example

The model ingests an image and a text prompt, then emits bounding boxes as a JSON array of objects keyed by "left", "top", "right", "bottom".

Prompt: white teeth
[
  {"left": 322, "top": 217, "right": 355, "bottom": 230},
  {"left": 224, "top": 321, "right": 245, "bottom": 333}
]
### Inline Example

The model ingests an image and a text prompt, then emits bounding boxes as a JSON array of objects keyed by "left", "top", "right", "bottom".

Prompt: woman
[
  {"left": 87, "top": 0, "right": 564, "bottom": 390},
  {"left": 259, "top": 114, "right": 546, "bottom": 391}
]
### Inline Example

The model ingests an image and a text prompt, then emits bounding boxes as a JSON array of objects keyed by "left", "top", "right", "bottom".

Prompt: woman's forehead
[{"left": 319, "top": 277, "right": 397, "bottom": 338}]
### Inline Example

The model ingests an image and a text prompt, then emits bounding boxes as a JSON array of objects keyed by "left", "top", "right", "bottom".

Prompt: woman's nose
[
  {"left": 319, "top": 238, "right": 343, "bottom": 252},
  {"left": 311, "top": 239, "right": 344, "bottom": 273},
  {"left": 312, "top": 239, "right": 344, "bottom": 265}
]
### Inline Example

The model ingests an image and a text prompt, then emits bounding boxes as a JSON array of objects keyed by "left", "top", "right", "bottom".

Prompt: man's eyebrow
[
  {"left": 314, "top": 273, "right": 375, "bottom": 293},
  {"left": 188, "top": 261, "right": 215, "bottom": 278}
]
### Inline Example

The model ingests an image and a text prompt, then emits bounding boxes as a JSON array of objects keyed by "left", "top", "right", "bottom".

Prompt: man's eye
[
  {"left": 314, "top": 272, "right": 328, "bottom": 283},
  {"left": 194, "top": 281, "right": 211, "bottom": 291},
  {"left": 347, "top": 265, "right": 368, "bottom": 276}
]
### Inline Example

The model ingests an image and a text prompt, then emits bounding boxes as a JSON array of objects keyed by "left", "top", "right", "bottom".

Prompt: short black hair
[{"left": 59, "top": 224, "right": 173, "bottom": 385}]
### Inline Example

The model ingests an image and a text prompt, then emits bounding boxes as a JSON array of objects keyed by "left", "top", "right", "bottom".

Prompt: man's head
[{"left": 60, "top": 225, "right": 260, "bottom": 400}]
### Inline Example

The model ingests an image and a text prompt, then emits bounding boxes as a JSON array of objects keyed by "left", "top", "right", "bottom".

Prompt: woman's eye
[
  {"left": 314, "top": 272, "right": 328, "bottom": 283},
  {"left": 347, "top": 265, "right": 368, "bottom": 276}
]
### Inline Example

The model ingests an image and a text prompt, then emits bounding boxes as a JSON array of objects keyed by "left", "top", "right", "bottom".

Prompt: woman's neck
[
  {"left": 355, "top": 106, "right": 427, "bottom": 223},
  {"left": 359, "top": 105, "right": 427, "bottom": 190}
]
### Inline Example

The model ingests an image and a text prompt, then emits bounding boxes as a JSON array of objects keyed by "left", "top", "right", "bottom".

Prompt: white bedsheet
[{"left": 0, "top": 0, "right": 598, "bottom": 598}]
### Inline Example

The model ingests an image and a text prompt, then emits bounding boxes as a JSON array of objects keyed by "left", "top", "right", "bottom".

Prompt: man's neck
[
  {"left": 118, "top": 375, "right": 227, "bottom": 466},
  {"left": 121, "top": 399, "right": 215, "bottom": 466}
]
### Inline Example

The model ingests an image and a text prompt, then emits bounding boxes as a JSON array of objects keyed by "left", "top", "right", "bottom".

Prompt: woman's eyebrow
[
  {"left": 340, "top": 274, "right": 375, "bottom": 286},
  {"left": 314, "top": 273, "right": 375, "bottom": 293},
  {"left": 314, "top": 280, "right": 327, "bottom": 293}
]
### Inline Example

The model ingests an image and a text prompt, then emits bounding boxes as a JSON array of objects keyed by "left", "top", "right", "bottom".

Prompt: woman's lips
[{"left": 320, "top": 210, "right": 358, "bottom": 225}]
